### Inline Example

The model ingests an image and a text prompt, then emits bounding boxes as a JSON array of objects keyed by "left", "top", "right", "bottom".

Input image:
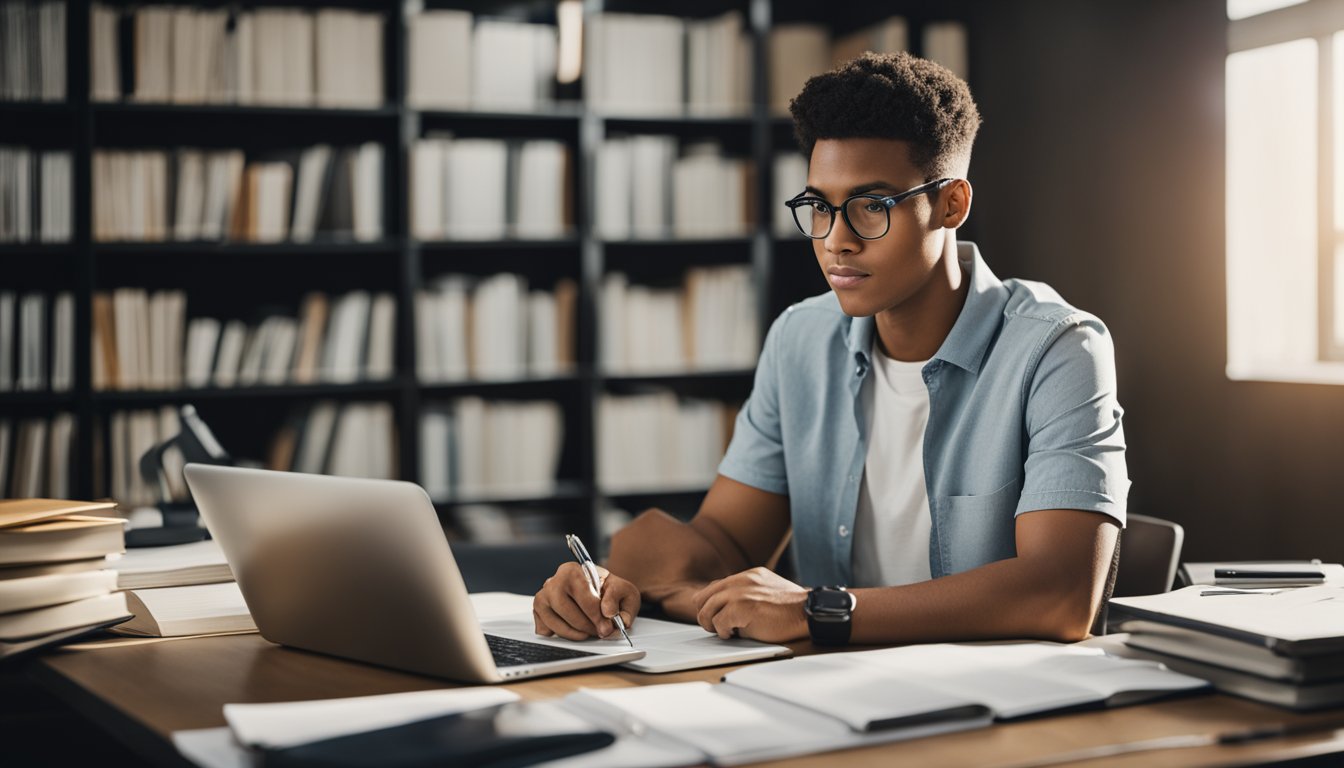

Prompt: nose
[{"left": 823, "top": 215, "right": 861, "bottom": 255}]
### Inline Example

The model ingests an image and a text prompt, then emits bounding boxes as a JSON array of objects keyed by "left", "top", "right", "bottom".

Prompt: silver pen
[{"left": 565, "top": 533, "right": 634, "bottom": 647}]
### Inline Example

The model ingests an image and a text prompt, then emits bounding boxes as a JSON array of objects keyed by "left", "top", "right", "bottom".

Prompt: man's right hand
[{"left": 533, "top": 562, "right": 640, "bottom": 641}]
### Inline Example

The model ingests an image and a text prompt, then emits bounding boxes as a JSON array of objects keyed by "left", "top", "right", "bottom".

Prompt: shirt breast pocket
[{"left": 934, "top": 477, "right": 1022, "bottom": 574}]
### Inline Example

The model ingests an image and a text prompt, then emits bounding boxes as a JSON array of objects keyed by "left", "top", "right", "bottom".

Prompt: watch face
[{"left": 806, "top": 587, "right": 853, "bottom": 618}]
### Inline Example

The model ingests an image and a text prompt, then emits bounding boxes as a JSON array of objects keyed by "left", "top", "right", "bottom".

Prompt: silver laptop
[{"left": 183, "top": 464, "right": 644, "bottom": 682}]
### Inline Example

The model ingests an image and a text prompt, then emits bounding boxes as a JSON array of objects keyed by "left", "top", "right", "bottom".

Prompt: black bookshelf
[{"left": 1, "top": 0, "right": 969, "bottom": 545}]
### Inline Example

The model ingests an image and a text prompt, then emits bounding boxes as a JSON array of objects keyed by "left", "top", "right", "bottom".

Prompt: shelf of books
[{"left": 0, "top": 0, "right": 968, "bottom": 547}]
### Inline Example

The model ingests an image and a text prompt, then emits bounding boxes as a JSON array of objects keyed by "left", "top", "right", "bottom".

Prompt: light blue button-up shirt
[{"left": 718, "top": 242, "right": 1129, "bottom": 587}]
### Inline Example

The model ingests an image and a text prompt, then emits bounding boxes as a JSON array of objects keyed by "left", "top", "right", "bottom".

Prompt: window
[{"left": 1227, "top": 0, "right": 1344, "bottom": 383}]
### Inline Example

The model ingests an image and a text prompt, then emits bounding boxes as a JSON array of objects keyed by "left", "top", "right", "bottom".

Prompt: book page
[{"left": 117, "top": 582, "right": 255, "bottom": 636}]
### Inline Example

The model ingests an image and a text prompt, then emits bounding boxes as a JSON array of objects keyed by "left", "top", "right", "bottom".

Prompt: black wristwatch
[{"left": 804, "top": 586, "right": 855, "bottom": 646}]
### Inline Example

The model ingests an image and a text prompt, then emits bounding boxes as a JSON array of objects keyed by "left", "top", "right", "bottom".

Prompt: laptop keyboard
[{"left": 485, "top": 634, "right": 601, "bottom": 667}]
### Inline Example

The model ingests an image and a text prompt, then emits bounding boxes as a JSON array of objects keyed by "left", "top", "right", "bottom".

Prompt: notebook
[{"left": 469, "top": 592, "right": 791, "bottom": 673}]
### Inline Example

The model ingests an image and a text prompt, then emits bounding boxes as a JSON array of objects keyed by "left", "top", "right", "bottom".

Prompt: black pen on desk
[
  {"left": 1213, "top": 568, "right": 1326, "bottom": 587},
  {"left": 565, "top": 533, "right": 635, "bottom": 648},
  {"left": 1215, "top": 569, "right": 1325, "bottom": 580}
]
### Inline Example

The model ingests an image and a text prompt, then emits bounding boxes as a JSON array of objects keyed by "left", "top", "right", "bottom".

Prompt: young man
[{"left": 534, "top": 52, "right": 1127, "bottom": 647}]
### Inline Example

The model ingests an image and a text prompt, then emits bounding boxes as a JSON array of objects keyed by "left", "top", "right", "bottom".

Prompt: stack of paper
[{"left": 1112, "top": 585, "right": 1344, "bottom": 709}]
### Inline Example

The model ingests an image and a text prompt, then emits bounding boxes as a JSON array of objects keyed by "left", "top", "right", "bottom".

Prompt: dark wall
[{"left": 965, "top": 0, "right": 1344, "bottom": 561}]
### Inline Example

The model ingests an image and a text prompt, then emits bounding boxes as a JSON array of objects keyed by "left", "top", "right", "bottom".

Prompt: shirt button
[{"left": 838, "top": 525, "right": 849, "bottom": 537}]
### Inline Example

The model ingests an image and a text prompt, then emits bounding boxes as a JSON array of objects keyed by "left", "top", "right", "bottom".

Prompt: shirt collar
[
  {"left": 844, "top": 241, "right": 1008, "bottom": 375},
  {"left": 935, "top": 241, "right": 1008, "bottom": 374}
]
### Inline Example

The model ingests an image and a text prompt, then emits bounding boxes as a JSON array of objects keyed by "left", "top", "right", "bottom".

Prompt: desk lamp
[{"left": 132, "top": 404, "right": 231, "bottom": 547}]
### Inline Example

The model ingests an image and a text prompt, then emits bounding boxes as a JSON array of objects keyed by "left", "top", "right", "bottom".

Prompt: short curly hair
[{"left": 789, "top": 52, "right": 981, "bottom": 180}]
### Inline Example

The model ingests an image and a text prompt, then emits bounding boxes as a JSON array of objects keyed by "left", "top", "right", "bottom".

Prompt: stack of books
[
  {"left": 1110, "top": 580, "right": 1344, "bottom": 709},
  {"left": 0, "top": 499, "right": 130, "bottom": 659}
]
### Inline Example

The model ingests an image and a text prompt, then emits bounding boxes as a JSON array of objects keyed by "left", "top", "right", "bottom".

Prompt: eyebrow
[{"left": 802, "top": 181, "right": 903, "bottom": 198}]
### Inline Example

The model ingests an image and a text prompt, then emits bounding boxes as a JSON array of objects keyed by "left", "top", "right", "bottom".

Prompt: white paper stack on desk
[
  {"left": 0, "top": 499, "right": 131, "bottom": 658},
  {"left": 1110, "top": 584, "right": 1344, "bottom": 709},
  {"left": 171, "top": 641, "right": 1206, "bottom": 768}
]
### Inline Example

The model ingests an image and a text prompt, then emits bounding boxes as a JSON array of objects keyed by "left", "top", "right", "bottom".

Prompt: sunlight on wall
[
  {"left": 1336, "top": 33, "right": 1344, "bottom": 348},
  {"left": 1227, "top": 0, "right": 1308, "bottom": 20},
  {"left": 1226, "top": 38, "right": 1324, "bottom": 381}
]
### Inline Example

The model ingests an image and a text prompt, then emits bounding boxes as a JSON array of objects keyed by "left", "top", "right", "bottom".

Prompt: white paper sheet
[
  {"left": 172, "top": 727, "right": 253, "bottom": 768},
  {"left": 223, "top": 688, "right": 518, "bottom": 749}
]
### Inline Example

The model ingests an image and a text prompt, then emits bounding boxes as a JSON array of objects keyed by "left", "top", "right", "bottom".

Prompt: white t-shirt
[{"left": 850, "top": 342, "right": 933, "bottom": 588}]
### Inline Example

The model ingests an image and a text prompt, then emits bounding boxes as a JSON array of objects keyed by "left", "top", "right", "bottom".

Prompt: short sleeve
[
  {"left": 1017, "top": 316, "right": 1130, "bottom": 523},
  {"left": 717, "top": 311, "right": 790, "bottom": 495}
]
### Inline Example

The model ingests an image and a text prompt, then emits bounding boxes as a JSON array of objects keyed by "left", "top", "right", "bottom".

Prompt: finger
[
  {"left": 599, "top": 590, "right": 625, "bottom": 634},
  {"left": 564, "top": 569, "right": 610, "bottom": 629},
  {"left": 617, "top": 589, "right": 640, "bottom": 629},
  {"left": 553, "top": 589, "right": 606, "bottom": 637},
  {"left": 600, "top": 583, "right": 639, "bottom": 630},
  {"left": 695, "top": 587, "right": 733, "bottom": 635},
  {"left": 691, "top": 576, "right": 727, "bottom": 610},
  {"left": 710, "top": 607, "right": 741, "bottom": 640},
  {"left": 534, "top": 601, "right": 595, "bottom": 641},
  {"left": 599, "top": 581, "right": 622, "bottom": 618}
]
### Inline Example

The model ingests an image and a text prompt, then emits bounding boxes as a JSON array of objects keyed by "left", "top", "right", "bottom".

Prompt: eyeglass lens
[{"left": 793, "top": 196, "right": 889, "bottom": 240}]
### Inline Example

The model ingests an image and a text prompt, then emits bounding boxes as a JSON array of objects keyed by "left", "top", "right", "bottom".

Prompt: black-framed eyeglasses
[{"left": 784, "top": 178, "right": 955, "bottom": 240}]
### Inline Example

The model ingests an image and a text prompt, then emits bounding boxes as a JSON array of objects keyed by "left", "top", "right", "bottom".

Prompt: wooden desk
[{"left": 28, "top": 633, "right": 1344, "bottom": 768}]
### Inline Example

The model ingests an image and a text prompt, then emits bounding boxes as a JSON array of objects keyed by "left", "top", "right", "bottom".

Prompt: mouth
[{"left": 827, "top": 266, "right": 870, "bottom": 290}]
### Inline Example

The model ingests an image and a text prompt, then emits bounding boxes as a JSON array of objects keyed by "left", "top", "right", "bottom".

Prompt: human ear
[{"left": 940, "top": 179, "right": 972, "bottom": 230}]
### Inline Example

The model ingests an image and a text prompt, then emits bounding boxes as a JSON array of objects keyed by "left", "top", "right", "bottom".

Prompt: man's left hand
[{"left": 691, "top": 567, "right": 808, "bottom": 643}]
